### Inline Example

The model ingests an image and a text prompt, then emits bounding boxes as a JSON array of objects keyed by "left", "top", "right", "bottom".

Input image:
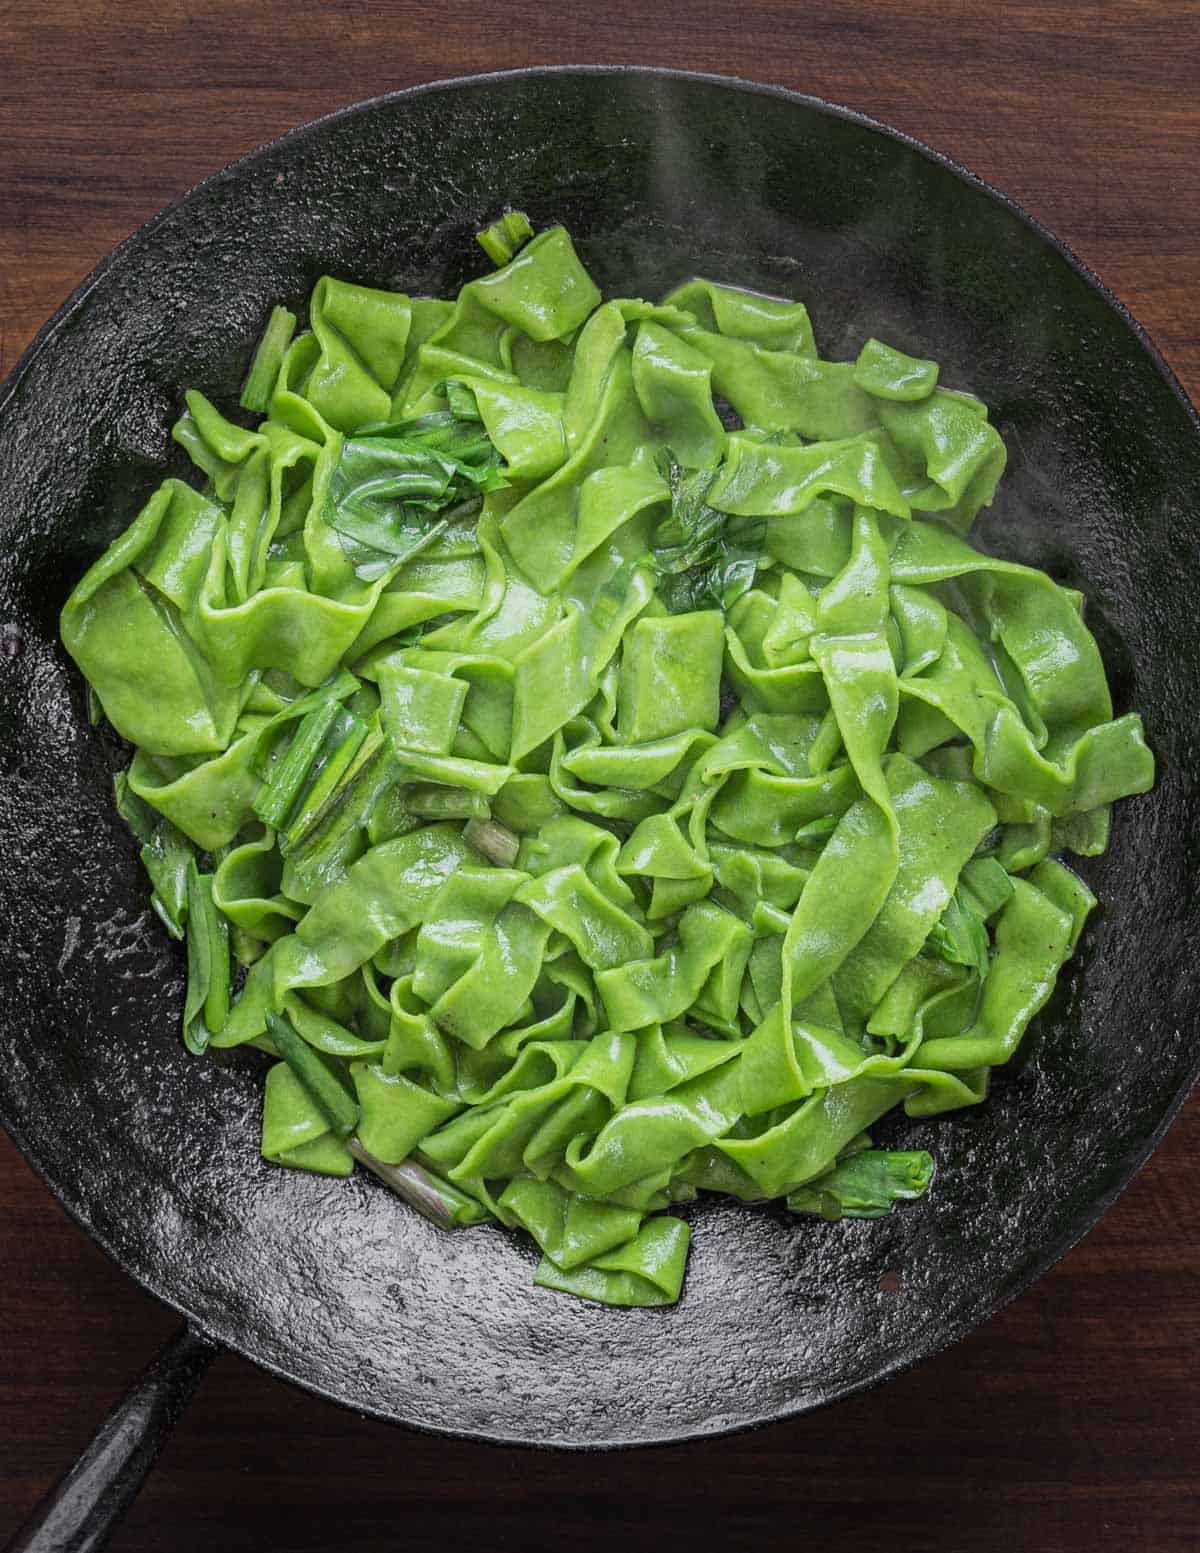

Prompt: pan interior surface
[{"left": 0, "top": 69, "right": 1197, "bottom": 1447}]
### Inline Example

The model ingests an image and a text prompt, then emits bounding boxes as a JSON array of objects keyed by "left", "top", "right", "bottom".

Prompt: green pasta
[{"left": 61, "top": 213, "right": 1155, "bottom": 1309}]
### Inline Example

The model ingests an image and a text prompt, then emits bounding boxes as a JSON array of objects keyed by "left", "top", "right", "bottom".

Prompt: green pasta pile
[{"left": 61, "top": 212, "right": 1155, "bottom": 1307}]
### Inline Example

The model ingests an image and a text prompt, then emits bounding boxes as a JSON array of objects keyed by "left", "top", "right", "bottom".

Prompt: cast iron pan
[{"left": 2, "top": 66, "right": 1198, "bottom": 1553}]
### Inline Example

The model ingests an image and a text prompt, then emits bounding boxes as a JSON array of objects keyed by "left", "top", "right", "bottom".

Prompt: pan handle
[{"left": 5, "top": 1322, "right": 217, "bottom": 1553}]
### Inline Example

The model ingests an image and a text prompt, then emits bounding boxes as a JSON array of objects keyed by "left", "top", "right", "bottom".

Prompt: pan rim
[{"left": 1, "top": 63, "right": 1197, "bottom": 1450}]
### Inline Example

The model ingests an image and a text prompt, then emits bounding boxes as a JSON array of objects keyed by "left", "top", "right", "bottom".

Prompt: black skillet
[{"left": 2, "top": 66, "right": 1198, "bottom": 1553}]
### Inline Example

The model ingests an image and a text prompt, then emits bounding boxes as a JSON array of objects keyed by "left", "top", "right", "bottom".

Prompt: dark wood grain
[{"left": 2, "top": 3, "right": 1197, "bottom": 1549}]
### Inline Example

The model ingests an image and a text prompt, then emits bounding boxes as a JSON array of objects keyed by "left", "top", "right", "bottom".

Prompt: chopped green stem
[
  {"left": 204, "top": 913, "right": 231, "bottom": 1036},
  {"left": 254, "top": 699, "right": 341, "bottom": 829},
  {"left": 787, "top": 1149, "right": 936, "bottom": 1220},
  {"left": 183, "top": 865, "right": 230, "bottom": 1054},
  {"left": 240, "top": 305, "right": 297, "bottom": 413},
  {"left": 408, "top": 785, "right": 490, "bottom": 820},
  {"left": 286, "top": 724, "right": 383, "bottom": 852},
  {"left": 283, "top": 709, "right": 369, "bottom": 842},
  {"left": 284, "top": 741, "right": 389, "bottom": 874},
  {"left": 349, "top": 1140, "right": 491, "bottom": 1228},
  {"left": 266, "top": 1010, "right": 360, "bottom": 1139},
  {"left": 251, "top": 670, "right": 362, "bottom": 785},
  {"left": 463, "top": 816, "right": 520, "bottom": 866}
]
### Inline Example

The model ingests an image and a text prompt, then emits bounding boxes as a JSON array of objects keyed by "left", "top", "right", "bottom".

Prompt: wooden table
[{"left": 2, "top": 4, "right": 1197, "bottom": 1549}]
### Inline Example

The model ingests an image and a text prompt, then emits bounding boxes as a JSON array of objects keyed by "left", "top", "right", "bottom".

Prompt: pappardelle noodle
[{"left": 61, "top": 212, "right": 1155, "bottom": 1308}]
